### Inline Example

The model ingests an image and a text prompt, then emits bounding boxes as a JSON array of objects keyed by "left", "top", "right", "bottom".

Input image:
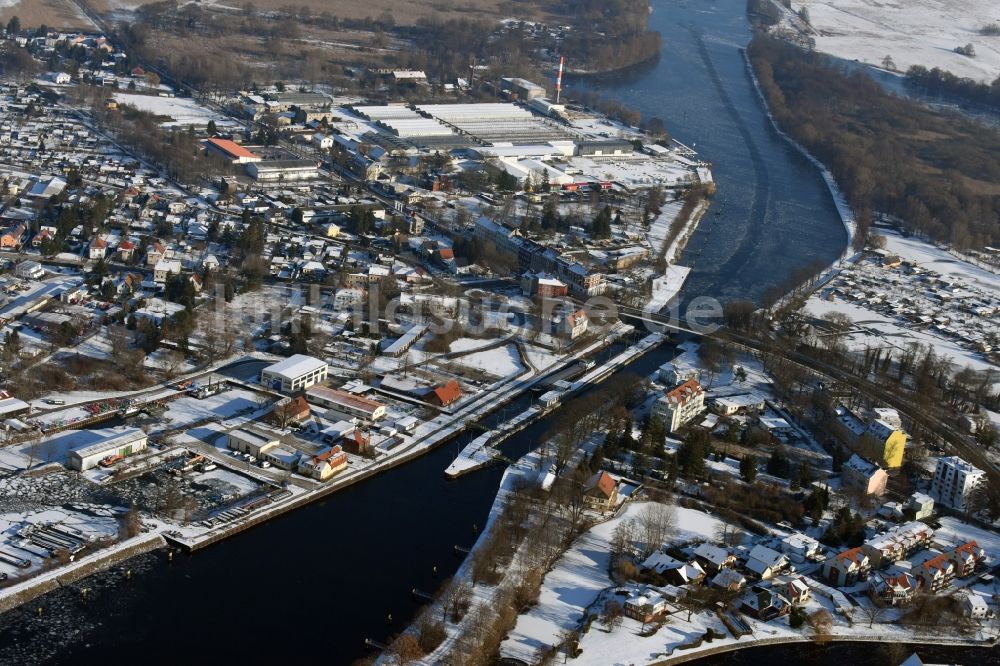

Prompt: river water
[
  {"left": 1, "top": 1, "right": 972, "bottom": 665},
  {"left": 575, "top": 0, "right": 847, "bottom": 307}
]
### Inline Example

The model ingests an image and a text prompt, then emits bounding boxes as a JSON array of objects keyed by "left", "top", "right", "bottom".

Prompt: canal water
[{"left": 4, "top": 1, "right": 975, "bottom": 664}]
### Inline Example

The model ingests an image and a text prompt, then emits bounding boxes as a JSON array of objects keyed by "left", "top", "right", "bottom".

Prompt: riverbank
[
  {"left": 650, "top": 632, "right": 996, "bottom": 665},
  {"left": 0, "top": 532, "right": 164, "bottom": 616}
]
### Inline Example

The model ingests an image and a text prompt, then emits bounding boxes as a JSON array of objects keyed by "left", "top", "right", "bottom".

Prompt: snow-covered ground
[
  {"left": 112, "top": 93, "right": 239, "bottom": 128},
  {"left": 798, "top": 0, "right": 1000, "bottom": 82},
  {"left": 500, "top": 502, "right": 723, "bottom": 664},
  {"left": 447, "top": 339, "right": 524, "bottom": 377}
]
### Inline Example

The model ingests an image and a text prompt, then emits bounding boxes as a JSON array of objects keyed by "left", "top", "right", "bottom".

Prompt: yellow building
[
  {"left": 325, "top": 223, "right": 340, "bottom": 238},
  {"left": 861, "top": 421, "right": 907, "bottom": 469}
]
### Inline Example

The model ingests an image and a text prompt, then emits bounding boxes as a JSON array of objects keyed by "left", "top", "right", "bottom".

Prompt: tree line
[{"left": 749, "top": 36, "right": 1000, "bottom": 249}]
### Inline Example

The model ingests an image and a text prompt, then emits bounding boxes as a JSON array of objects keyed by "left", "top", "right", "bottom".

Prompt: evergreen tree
[{"left": 739, "top": 454, "right": 757, "bottom": 483}]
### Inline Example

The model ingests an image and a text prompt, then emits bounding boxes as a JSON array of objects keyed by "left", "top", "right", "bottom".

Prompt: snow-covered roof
[{"left": 262, "top": 354, "right": 327, "bottom": 380}]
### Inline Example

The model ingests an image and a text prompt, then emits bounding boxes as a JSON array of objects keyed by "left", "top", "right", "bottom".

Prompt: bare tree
[
  {"left": 637, "top": 502, "right": 676, "bottom": 557},
  {"left": 601, "top": 600, "right": 624, "bottom": 631},
  {"left": 859, "top": 602, "right": 889, "bottom": 629}
]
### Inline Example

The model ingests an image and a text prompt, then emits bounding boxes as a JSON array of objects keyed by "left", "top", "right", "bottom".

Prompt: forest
[
  {"left": 904, "top": 65, "right": 1000, "bottom": 109},
  {"left": 749, "top": 36, "right": 1000, "bottom": 249}
]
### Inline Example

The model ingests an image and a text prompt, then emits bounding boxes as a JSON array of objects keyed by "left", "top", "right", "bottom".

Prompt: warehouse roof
[{"left": 262, "top": 354, "right": 327, "bottom": 380}]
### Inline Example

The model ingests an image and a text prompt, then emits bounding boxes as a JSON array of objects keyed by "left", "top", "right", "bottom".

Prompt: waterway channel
[{"left": 1, "top": 1, "right": 971, "bottom": 664}]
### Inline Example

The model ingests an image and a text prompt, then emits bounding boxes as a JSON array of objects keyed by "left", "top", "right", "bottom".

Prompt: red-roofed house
[
  {"left": 205, "top": 138, "right": 262, "bottom": 164},
  {"left": 652, "top": 379, "right": 706, "bottom": 433},
  {"left": 31, "top": 227, "right": 55, "bottom": 249},
  {"left": 297, "top": 444, "right": 348, "bottom": 481},
  {"left": 89, "top": 237, "right": 108, "bottom": 260},
  {"left": 117, "top": 239, "right": 136, "bottom": 262},
  {"left": 918, "top": 554, "right": 956, "bottom": 591},
  {"left": 268, "top": 395, "right": 311, "bottom": 427},
  {"left": 583, "top": 470, "right": 618, "bottom": 513},
  {"left": 869, "top": 572, "right": 917, "bottom": 607},
  {"left": 822, "top": 547, "right": 871, "bottom": 587},
  {"left": 1, "top": 223, "right": 27, "bottom": 249},
  {"left": 558, "top": 308, "right": 589, "bottom": 340},
  {"left": 950, "top": 541, "right": 985, "bottom": 578},
  {"left": 429, "top": 380, "right": 462, "bottom": 407},
  {"left": 340, "top": 429, "right": 371, "bottom": 456},
  {"left": 146, "top": 241, "right": 166, "bottom": 266}
]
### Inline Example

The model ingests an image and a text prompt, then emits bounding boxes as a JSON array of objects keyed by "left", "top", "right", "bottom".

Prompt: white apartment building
[
  {"left": 930, "top": 456, "right": 987, "bottom": 512},
  {"left": 652, "top": 379, "right": 705, "bottom": 433}
]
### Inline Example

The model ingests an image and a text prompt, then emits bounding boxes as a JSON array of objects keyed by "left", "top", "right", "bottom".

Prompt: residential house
[
  {"left": 623, "top": 588, "right": 670, "bottom": 623},
  {"left": 822, "top": 547, "right": 871, "bottom": 587},
  {"left": 710, "top": 568, "right": 747, "bottom": 592},
  {"left": 88, "top": 237, "right": 108, "bottom": 260},
  {"left": 692, "top": 543, "right": 736, "bottom": 575},
  {"left": 739, "top": 584, "right": 791, "bottom": 621},
  {"left": 780, "top": 534, "right": 821, "bottom": 564},
  {"left": 784, "top": 577, "right": 811, "bottom": 605},
  {"left": 906, "top": 493, "right": 935, "bottom": 521},
  {"left": 267, "top": 396, "right": 311, "bottom": 427},
  {"left": 868, "top": 572, "right": 918, "bottom": 607},
  {"left": 14, "top": 260, "right": 44, "bottom": 280},
  {"left": 745, "top": 545, "right": 789, "bottom": 580},
  {"left": 557, "top": 308, "right": 589, "bottom": 340},
  {"left": 949, "top": 541, "right": 986, "bottom": 578},
  {"left": 146, "top": 241, "right": 165, "bottom": 266},
  {"left": 861, "top": 521, "right": 934, "bottom": 569},
  {"left": 0, "top": 223, "right": 27, "bottom": 249},
  {"left": 842, "top": 454, "right": 888, "bottom": 497},
  {"left": 583, "top": 470, "right": 618, "bottom": 513},
  {"left": 153, "top": 259, "right": 182, "bottom": 283},
  {"left": 340, "top": 429, "right": 372, "bottom": 456},
  {"left": 958, "top": 591, "right": 992, "bottom": 620},
  {"left": 651, "top": 379, "right": 705, "bottom": 433},
  {"left": 427, "top": 380, "right": 462, "bottom": 407},
  {"left": 117, "top": 239, "right": 136, "bottom": 262},
  {"left": 917, "top": 553, "right": 957, "bottom": 592},
  {"left": 641, "top": 552, "right": 706, "bottom": 586},
  {"left": 296, "top": 445, "right": 348, "bottom": 481}
]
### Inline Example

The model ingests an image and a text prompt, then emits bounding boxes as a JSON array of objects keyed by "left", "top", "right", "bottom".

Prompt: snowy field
[
  {"left": 112, "top": 93, "right": 239, "bottom": 128},
  {"left": 798, "top": 0, "right": 1000, "bottom": 82},
  {"left": 448, "top": 339, "right": 524, "bottom": 377}
]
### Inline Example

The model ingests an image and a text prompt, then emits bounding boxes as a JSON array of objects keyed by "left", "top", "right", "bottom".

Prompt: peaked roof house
[
  {"left": 740, "top": 584, "right": 791, "bottom": 621},
  {"left": 950, "top": 541, "right": 986, "bottom": 578},
  {"left": 583, "top": 470, "right": 618, "bottom": 513},
  {"left": 89, "top": 236, "right": 108, "bottom": 260},
  {"left": 641, "top": 552, "right": 706, "bottom": 586},
  {"left": 784, "top": 577, "right": 811, "bottom": 605},
  {"left": 869, "top": 571, "right": 917, "bottom": 607},
  {"left": 822, "top": 547, "right": 871, "bottom": 587},
  {"left": 917, "top": 553, "right": 956, "bottom": 592},
  {"left": 693, "top": 543, "right": 736, "bottom": 574},
  {"left": 428, "top": 379, "right": 462, "bottom": 407},
  {"left": 710, "top": 568, "right": 747, "bottom": 592},
  {"left": 745, "top": 545, "right": 788, "bottom": 580}
]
